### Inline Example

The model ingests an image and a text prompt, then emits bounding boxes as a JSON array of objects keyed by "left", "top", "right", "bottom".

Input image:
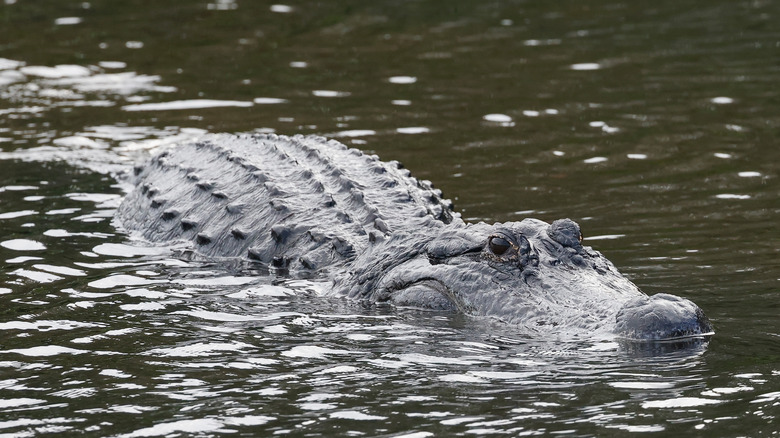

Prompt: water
[{"left": 1, "top": 0, "right": 778, "bottom": 436}]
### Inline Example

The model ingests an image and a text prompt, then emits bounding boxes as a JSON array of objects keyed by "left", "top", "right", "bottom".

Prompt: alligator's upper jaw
[{"left": 614, "top": 293, "right": 714, "bottom": 341}]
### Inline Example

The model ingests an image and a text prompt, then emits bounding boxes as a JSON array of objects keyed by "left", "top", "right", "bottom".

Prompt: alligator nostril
[{"left": 615, "top": 293, "right": 713, "bottom": 341}]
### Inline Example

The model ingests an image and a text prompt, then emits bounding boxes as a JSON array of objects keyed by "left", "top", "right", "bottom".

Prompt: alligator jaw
[{"left": 385, "top": 279, "right": 461, "bottom": 312}]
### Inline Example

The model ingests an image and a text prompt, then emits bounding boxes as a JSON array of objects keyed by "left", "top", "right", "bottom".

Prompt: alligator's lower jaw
[{"left": 614, "top": 293, "right": 714, "bottom": 341}]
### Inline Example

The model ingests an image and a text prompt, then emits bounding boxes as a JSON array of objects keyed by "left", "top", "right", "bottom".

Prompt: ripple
[
  {"left": 118, "top": 418, "right": 225, "bottom": 438},
  {"left": 11, "top": 269, "right": 62, "bottom": 283},
  {"left": 583, "top": 156, "right": 608, "bottom": 164},
  {"left": 642, "top": 397, "right": 722, "bottom": 408},
  {"left": 281, "top": 345, "right": 359, "bottom": 359},
  {"left": 483, "top": 113, "right": 512, "bottom": 123},
  {"left": 388, "top": 76, "right": 417, "bottom": 84},
  {"left": 146, "top": 341, "right": 254, "bottom": 358},
  {"left": 33, "top": 264, "right": 87, "bottom": 276},
  {"left": 270, "top": 4, "right": 293, "bottom": 13},
  {"left": 329, "top": 410, "right": 387, "bottom": 421},
  {"left": 20, "top": 64, "right": 91, "bottom": 78},
  {"left": 332, "top": 129, "right": 376, "bottom": 138},
  {"left": 715, "top": 194, "right": 751, "bottom": 200},
  {"left": 88, "top": 274, "right": 167, "bottom": 289},
  {"left": 2, "top": 345, "right": 87, "bottom": 357},
  {"left": 570, "top": 62, "right": 601, "bottom": 71},
  {"left": 122, "top": 99, "right": 253, "bottom": 111},
  {"left": 1, "top": 239, "right": 46, "bottom": 251},
  {"left": 91, "top": 243, "right": 171, "bottom": 257},
  {"left": 0, "top": 210, "right": 37, "bottom": 219},
  {"left": 253, "top": 97, "right": 288, "bottom": 104},
  {"left": 0, "top": 320, "right": 101, "bottom": 331},
  {"left": 396, "top": 127, "right": 430, "bottom": 134},
  {"left": 312, "top": 90, "right": 351, "bottom": 98},
  {"left": 711, "top": 96, "right": 734, "bottom": 104},
  {"left": 98, "top": 61, "right": 127, "bottom": 69},
  {"left": 0, "top": 398, "right": 46, "bottom": 408},
  {"left": 54, "top": 17, "right": 83, "bottom": 26},
  {"left": 0, "top": 185, "right": 39, "bottom": 192}
]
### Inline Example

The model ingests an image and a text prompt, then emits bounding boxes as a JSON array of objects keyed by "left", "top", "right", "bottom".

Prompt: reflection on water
[{"left": 1, "top": 0, "right": 779, "bottom": 435}]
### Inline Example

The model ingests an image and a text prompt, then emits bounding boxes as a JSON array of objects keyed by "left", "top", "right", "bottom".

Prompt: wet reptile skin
[{"left": 117, "top": 133, "right": 713, "bottom": 341}]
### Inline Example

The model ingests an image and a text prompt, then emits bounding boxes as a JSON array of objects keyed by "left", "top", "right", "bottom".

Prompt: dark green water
[{"left": 1, "top": 1, "right": 778, "bottom": 436}]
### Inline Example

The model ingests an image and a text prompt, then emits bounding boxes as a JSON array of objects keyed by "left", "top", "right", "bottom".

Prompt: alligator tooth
[
  {"left": 230, "top": 228, "right": 247, "bottom": 239},
  {"left": 150, "top": 198, "right": 165, "bottom": 208},
  {"left": 196, "top": 181, "right": 214, "bottom": 190},
  {"left": 211, "top": 191, "right": 228, "bottom": 199}
]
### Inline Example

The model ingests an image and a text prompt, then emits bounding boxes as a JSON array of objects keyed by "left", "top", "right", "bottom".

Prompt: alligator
[{"left": 116, "top": 133, "right": 713, "bottom": 341}]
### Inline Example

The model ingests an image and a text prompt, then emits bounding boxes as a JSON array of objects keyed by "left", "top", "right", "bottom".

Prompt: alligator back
[{"left": 117, "top": 134, "right": 457, "bottom": 272}]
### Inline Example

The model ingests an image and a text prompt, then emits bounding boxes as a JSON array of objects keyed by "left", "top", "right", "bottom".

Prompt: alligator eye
[{"left": 488, "top": 236, "right": 512, "bottom": 256}]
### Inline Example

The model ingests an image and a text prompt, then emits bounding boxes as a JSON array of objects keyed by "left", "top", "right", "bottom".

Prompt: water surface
[{"left": 1, "top": 1, "right": 778, "bottom": 436}]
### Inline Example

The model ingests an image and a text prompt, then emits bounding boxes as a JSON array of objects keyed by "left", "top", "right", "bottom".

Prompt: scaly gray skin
[{"left": 117, "top": 133, "right": 713, "bottom": 341}]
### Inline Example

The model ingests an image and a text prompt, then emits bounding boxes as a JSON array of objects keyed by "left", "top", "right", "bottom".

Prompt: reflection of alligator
[{"left": 117, "top": 134, "right": 713, "bottom": 341}]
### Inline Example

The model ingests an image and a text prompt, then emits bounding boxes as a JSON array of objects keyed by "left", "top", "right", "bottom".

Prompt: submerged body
[{"left": 117, "top": 134, "right": 713, "bottom": 341}]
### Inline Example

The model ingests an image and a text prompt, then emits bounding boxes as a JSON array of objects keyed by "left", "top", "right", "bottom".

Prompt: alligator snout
[{"left": 615, "top": 293, "right": 713, "bottom": 341}]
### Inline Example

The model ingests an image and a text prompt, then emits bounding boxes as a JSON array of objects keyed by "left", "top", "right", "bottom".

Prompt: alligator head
[{"left": 346, "top": 218, "right": 713, "bottom": 341}]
